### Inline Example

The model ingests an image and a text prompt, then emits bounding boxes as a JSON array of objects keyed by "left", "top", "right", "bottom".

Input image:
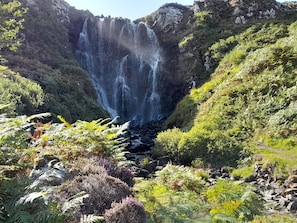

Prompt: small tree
[{"left": 0, "top": 0, "right": 27, "bottom": 51}]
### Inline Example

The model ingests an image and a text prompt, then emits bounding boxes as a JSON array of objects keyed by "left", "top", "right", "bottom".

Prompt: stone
[
  {"left": 287, "top": 201, "right": 297, "bottom": 211},
  {"left": 152, "top": 4, "right": 185, "bottom": 32},
  {"left": 278, "top": 196, "right": 290, "bottom": 207},
  {"left": 244, "top": 175, "right": 256, "bottom": 182},
  {"left": 283, "top": 188, "right": 297, "bottom": 196},
  {"left": 291, "top": 183, "right": 297, "bottom": 189},
  {"left": 51, "top": 0, "right": 70, "bottom": 23},
  {"left": 286, "top": 175, "right": 297, "bottom": 184}
]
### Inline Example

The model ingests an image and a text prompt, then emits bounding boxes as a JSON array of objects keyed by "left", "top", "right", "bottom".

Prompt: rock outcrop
[
  {"left": 51, "top": 0, "right": 70, "bottom": 23},
  {"left": 149, "top": 3, "right": 189, "bottom": 33},
  {"left": 193, "top": 0, "right": 285, "bottom": 24}
]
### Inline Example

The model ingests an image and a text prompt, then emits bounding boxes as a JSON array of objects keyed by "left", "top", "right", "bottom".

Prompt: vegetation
[
  {"left": 0, "top": 0, "right": 27, "bottom": 51},
  {"left": 155, "top": 20, "right": 297, "bottom": 175},
  {"left": 2, "top": 0, "right": 297, "bottom": 222},
  {"left": 0, "top": 110, "right": 138, "bottom": 222},
  {"left": 2, "top": 0, "right": 107, "bottom": 122},
  {"left": 135, "top": 164, "right": 263, "bottom": 222},
  {"left": 104, "top": 197, "right": 147, "bottom": 223},
  {"left": 0, "top": 66, "right": 44, "bottom": 116}
]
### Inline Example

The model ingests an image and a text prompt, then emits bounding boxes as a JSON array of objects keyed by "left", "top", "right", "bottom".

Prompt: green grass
[{"left": 158, "top": 20, "right": 297, "bottom": 172}]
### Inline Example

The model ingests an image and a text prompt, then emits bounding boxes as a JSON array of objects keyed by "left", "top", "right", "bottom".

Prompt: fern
[
  {"left": 0, "top": 177, "right": 64, "bottom": 223},
  {"left": 3, "top": 210, "right": 33, "bottom": 223},
  {"left": 57, "top": 115, "right": 71, "bottom": 128},
  {"left": 0, "top": 104, "right": 10, "bottom": 110},
  {"left": 80, "top": 215, "right": 104, "bottom": 223},
  {"left": 61, "top": 191, "right": 89, "bottom": 214},
  {"left": 31, "top": 117, "right": 130, "bottom": 164},
  {"left": 16, "top": 192, "right": 45, "bottom": 205},
  {"left": 33, "top": 210, "right": 64, "bottom": 223},
  {"left": 136, "top": 179, "right": 211, "bottom": 222},
  {"left": 211, "top": 213, "right": 238, "bottom": 223}
]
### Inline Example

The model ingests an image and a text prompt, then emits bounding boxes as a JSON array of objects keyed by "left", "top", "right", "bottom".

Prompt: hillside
[
  {"left": 156, "top": 20, "right": 297, "bottom": 169},
  {"left": 153, "top": 1, "right": 297, "bottom": 173},
  {"left": 1, "top": 0, "right": 297, "bottom": 222},
  {"left": 1, "top": 0, "right": 107, "bottom": 122}
]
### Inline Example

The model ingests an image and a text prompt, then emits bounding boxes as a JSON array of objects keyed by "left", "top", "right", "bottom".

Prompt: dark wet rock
[
  {"left": 247, "top": 163, "right": 297, "bottom": 216},
  {"left": 124, "top": 121, "right": 170, "bottom": 178},
  {"left": 244, "top": 175, "right": 256, "bottom": 182}
]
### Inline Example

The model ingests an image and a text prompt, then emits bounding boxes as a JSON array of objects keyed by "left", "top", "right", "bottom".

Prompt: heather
[{"left": 1, "top": 0, "right": 297, "bottom": 222}]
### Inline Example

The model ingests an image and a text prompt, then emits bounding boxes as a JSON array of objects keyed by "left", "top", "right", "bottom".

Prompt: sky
[
  {"left": 64, "top": 0, "right": 195, "bottom": 20},
  {"left": 65, "top": 0, "right": 288, "bottom": 21}
]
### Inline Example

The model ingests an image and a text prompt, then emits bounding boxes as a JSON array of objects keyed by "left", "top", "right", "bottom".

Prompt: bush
[
  {"left": 206, "top": 180, "right": 262, "bottom": 222},
  {"left": 53, "top": 173, "right": 132, "bottom": 216},
  {"left": 0, "top": 66, "right": 44, "bottom": 116},
  {"left": 178, "top": 124, "right": 243, "bottom": 166},
  {"left": 104, "top": 197, "right": 146, "bottom": 223},
  {"left": 96, "top": 158, "right": 134, "bottom": 187},
  {"left": 152, "top": 128, "right": 183, "bottom": 162},
  {"left": 135, "top": 180, "right": 210, "bottom": 223},
  {"left": 30, "top": 117, "right": 129, "bottom": 164},
  {"left": 155, "top": 164, "right": 207, "bottom": 193},
  {"left": 0, "top": 177, "right": 65, "bottom": 223}
]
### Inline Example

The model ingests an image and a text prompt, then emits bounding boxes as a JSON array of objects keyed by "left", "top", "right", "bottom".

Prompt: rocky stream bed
[
  {"left": 125, "top": 123, "right": 297, "bottom": 218},
  {"left": 29, "top": 122, "right": 297, "bottom": 219}
]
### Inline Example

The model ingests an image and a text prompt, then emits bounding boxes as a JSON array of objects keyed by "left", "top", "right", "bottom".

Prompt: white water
[{"left": 76, "top": 17, "right": 162, "bottom": 125}]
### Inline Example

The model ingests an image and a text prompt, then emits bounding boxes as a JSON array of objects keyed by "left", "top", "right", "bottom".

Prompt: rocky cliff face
[
  {"left": 193, "top": 0, "right": 284, "bottom": 20},
  {"left": 140, "top": 4, "right": 195, "bottom": 116}
]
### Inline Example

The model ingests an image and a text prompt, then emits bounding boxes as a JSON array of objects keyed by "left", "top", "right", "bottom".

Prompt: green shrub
[
  {"left": 135, "top": 164, "right": 211, "bottom": 222},
  {"left": 0, "top": 0, "right": 27, "bottom": 51},
  {"left": 135, "top": 181, "right": 211, "bottom": 223},
  {"left": 206, "top": 180, "right": 262, "bottom": 222},
  {"left": 178, "top": 122, "right": 243, "bottom": 166},
  {"left": 251, "top": 214, "right": 297, "bottom": 223},
  {"left": 29, "top": 117, "right": 129, "bottom": 164},
  {"left": 209, "top": 36, "right": 238, "bottom": 62},
  {"left": 40, "top": 68, "right": 107, "bottom": 122},
  {"left": 155, "top": 164, "right": 208, "bottom": 193},
  {"left": 231, "top": 165, "right": 254, "bottom": 179},
  {"left": 227, "top": 48, "right": 246, "bottom": 65},
  {"left": 0, "top": 66, "right": 44, "bottom": 116},
  {"left": 152, "top": 128, "right": 183, "bottom": 162}
]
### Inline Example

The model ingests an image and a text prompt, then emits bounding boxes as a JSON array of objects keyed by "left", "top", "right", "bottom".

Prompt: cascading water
[{"left": 76, "top": 17, "right": 162, "bottom": 125}]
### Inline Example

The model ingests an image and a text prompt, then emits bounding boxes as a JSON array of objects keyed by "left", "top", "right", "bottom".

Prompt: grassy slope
[{"left": 158, "top": 19, "right": 297, "bottom": 176}]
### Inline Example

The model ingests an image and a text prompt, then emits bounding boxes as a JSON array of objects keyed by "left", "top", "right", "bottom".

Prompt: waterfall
[{"left": 76, "top": 17, "right": 162, "bottom": 125}]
